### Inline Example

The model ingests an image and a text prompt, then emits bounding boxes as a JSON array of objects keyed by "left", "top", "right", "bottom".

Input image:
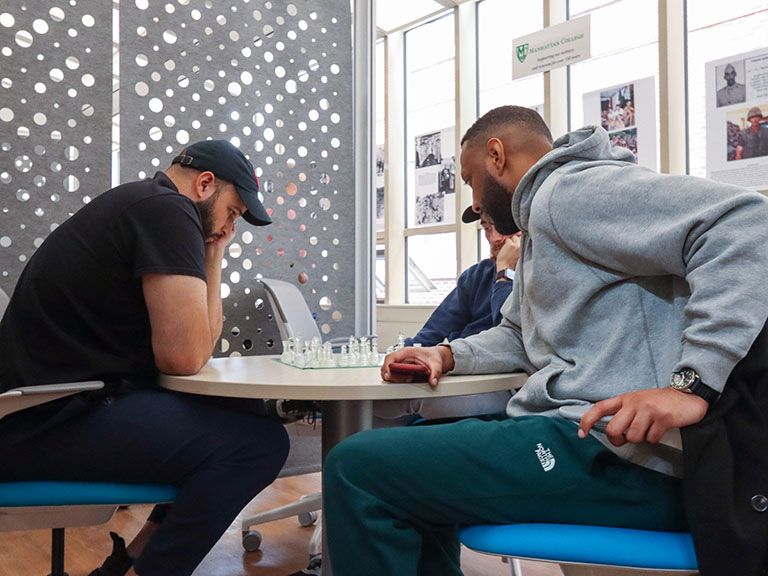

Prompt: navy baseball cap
[
  {"left": 462, "top": 205, "right": 519, "bottom": 234},
  {"left": 172, "top": 140, "right": 271, "bottom": 226}
]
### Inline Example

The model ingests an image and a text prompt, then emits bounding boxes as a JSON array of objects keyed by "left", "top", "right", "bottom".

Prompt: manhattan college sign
[{"left": 512, "top": 15, "right": 591, "bottom": 80}]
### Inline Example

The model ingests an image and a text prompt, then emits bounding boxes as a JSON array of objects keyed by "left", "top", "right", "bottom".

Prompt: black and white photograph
[
  {"left": 415, "top": 191, "right": 445, "bottom": 225},
  {"left": 726, "top": 104, "right": 768, "bottom": 161},
  {"left": 415, "top": 131, "right": 442, "bottom": 168},
  {"left": 600, "top": 83, "right": 635, "bottom": 131},
  {"left": 438, "top": 156, "right": 455, "bottom": 195},
  {"left": 715, "top": 59, "right": 747, "bottom": 108}
]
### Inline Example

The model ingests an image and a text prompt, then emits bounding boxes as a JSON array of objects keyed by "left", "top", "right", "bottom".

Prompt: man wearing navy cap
[{"left": 0, "top": 140, "right": 289, "bottom": 576}]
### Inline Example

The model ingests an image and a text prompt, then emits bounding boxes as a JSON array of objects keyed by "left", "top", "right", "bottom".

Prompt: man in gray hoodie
[{"left": 321, "top": 106, "right": 768, "bottom": 575}]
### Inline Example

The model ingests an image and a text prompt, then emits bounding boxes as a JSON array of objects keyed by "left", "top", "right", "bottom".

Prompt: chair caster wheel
[
  {"left": 298, "top": 511, "right": 318, "bottom": 527},
  {"left": 242, "top": 529, "right": 262, "bottom": 552}
]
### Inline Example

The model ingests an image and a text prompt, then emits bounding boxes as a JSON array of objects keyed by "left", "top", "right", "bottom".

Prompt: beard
[
  {"left": 196, "top": 192, "right": 218, "bottom": 240},
  {"left": 482, "top": 170, "right": 517, "bottom": 235}
]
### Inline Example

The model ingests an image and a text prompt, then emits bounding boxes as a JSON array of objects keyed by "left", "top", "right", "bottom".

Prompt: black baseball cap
[
  {"left": 172, "top": 140, "right": 271, "bottom": 226},
  {"left": 461, "top": 205, "right": 519, "bottom": 234}
]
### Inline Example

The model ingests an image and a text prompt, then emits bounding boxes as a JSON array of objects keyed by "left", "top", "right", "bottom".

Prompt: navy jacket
[{"left": 406, "top": 259, "right": 514, "bottom": 347}]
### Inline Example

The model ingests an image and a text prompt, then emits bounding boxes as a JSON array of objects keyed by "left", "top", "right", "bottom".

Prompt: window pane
[
  {"left": 375, "top": 40, "right": 386, "bottom": 233},
  {"left": 687, "top": 2, "right": 768, "bottom": 178},
  {"left": 405, "top": 13, "right": 457, "bottom": 228},
  {"left": 569, "top": 0, "right": 659, "bottom": 170},
  {"left": 477, "top": 0, "right": 544, "bottom": 115},
  {"left": 407, "top": 232, "right": 457, "bottom": 304},
  {"left": 375, "top": 243, "right": 386, "bottom": 302},
  {"left": 478, "top": 227, "right": 490, "bottom": 261}
]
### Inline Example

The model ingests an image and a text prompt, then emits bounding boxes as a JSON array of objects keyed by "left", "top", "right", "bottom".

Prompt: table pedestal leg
[{"left": 320, "top": 399, "right": 373, "bottom": 576}]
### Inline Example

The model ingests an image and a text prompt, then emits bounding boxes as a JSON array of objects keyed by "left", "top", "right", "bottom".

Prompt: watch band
[{"left": 496, "top": 268, "right": 514, "bottom": 282}]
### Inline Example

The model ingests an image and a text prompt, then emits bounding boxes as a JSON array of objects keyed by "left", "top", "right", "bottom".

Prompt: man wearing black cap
[
  {"left": 372, "top": 205, "right": 520, "bottom": 426},
  {"left": 0, "top": 140, "right": 288, "bottom": 576}
]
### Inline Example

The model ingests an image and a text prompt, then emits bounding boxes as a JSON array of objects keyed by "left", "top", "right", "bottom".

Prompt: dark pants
[
  {"left": 0, "top": 387, "right": 289, "bottom": 576},
  {"left": 323, "top": 416, "right": 688, "bottom": 576}
]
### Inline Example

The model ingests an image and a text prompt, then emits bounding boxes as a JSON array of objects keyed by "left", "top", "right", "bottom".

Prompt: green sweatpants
[{"left": 323, "top": 415, "right": 687, "bottom": 575}]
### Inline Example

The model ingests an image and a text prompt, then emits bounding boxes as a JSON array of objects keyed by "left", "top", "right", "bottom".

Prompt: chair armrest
[{"left": 0, "top": 381, "right": 104, "bottom": 419}]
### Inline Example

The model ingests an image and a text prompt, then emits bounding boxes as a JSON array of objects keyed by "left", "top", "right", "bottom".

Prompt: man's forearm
[{"left": 205, "top": 251, "right": 225, "bottom": 349}]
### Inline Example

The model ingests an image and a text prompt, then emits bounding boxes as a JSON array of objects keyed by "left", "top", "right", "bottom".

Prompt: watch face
[{"left": 670, "top": 369, "right": 697, "bottom": 390}]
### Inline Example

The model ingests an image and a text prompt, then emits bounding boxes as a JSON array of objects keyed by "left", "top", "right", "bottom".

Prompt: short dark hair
[{"left": 461, "top": 105, "right": 553, "bottom": 147}]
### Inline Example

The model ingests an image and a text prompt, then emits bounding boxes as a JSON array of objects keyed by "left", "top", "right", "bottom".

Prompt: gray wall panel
[
  {"left": 119, "top": 0, "right": 355, "bottom": 355},
  {"left": 0, "top": 1, "right": 112, "bottom": 296}
]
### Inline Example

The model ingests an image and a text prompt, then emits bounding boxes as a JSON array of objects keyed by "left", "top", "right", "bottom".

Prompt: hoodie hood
[{"left": 512, "top": 126, "right": 636, "bottom": 234}]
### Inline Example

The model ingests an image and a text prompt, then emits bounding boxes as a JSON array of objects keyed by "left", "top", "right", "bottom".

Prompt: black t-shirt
[{"left": 0, "top": 172, "right": 206, "bottom": 392}]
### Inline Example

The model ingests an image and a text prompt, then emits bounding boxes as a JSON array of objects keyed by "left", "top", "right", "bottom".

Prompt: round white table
[{"left": 161, "top": 355, "right": 526, "bottom": 575}]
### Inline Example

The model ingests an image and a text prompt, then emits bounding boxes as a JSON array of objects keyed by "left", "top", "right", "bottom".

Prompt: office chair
[
  {"left": 0, "top": 289, "right": 179, "bottom": 576},
  {"left": 459, "top": 523, "right": 698, "bottom": 576},
  {"left": 240, "top": 278, "right": 324, "bottom": 556}
]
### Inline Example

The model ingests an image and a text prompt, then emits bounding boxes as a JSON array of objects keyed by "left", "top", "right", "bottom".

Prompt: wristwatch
[
  {"left": 669, "top": 368, "right": 720, "bottom": 404},
  {"left": 496, "top": 268, "right": 514, "bottom": 282}
]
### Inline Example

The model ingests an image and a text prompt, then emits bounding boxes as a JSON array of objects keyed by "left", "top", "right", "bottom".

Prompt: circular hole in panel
[
  {"left": 49, "top": 7, "right": 65, "bottom": 21},
  {"left": 287, "top": 209, "right": 296, "bottom": 219},
  {"left": 191, "top": 9, "right": 201, "bottom": 20},
  {"left": 241, "top": 231, "right": 253, "bottom": 244},
  {"left": 135, "top": 53, "right": 148, "bottom": 67},
  {"left": 227, "top": 81, "right": 241, "bottom": 96},
  {"left": 81, "top": 73, "right": 95, "bottom": 87},
  {"left": 0, "top": 13, "right": 15, "bottom": 27},
  {"left": 285, "top": 79, "right": 297, "bottom": 94},
  {"left": 15, "top": 30, "right": 33, "bottom": 48},
  {"left": 230, "top": 271, "right": 240, "bottom": 283},
  {"left": 163, "top": 114, "right": 175, "bottom": 127},
  {"left": 231, "top": 326, "right": 240, "bottom": 336},
  {"left": 221, "top": 283, "right": 230, "bottom": 298},
  {"left": 319, "top": 98, "right": 329, "bottom": 110},
  {"left": 309, "top": 236, "right": 318, "bottom": 246},
  {"left": 319, "top": 296, "right": 332, "bottom": 310},
  {"left": 135, "top": 81, "right": 150, "bottom": 96},
  {"left": 35, "top": 207, "right": 45, "bottom": 217},
  {"left": 163, "top": 30, "right": 178, "bottom": 44},
  {"left": 297, "top": 69, "right": 309, "bottom": 82},
  {"left": 81, "top": 103, "right": 94, "bottom": 116},
  {"left": 228, "top": 243, "right": 242, "bottom": 258},
  {"left": 51, "top": 192, "right": 60, "bottom": 202},
  {"left": 49, "top": 68, "right": 64, "bottom": 82},
  {"left": 308, "top": 109, "right": 319, "bottom": 121},
  {"left": 33, "top": 112, "right": 47, "bottom": 125},
  {"left": 321, "top": 324, "right": 331, "bottom": 335},
  {"left": 0, "top": 237, "right": 11, "bottom": 248},
  {"left": 176, "top": 75, "right": 189, "bottom": 88},
  {"left": 65, "top": 145, "right": 79, "bottom": 160},
  {"left": 149, "top": 127, "right": 163, "bottom": 140},
  {"left": 229, "top": 30, "right": 239, "bottom": 42},
  {"left": 0, "top": 172, "right": 10, "bottom": 183},
  {"left": 275, "top": 143, "right": 285, "bottom": 155},
  {"left": 16, "top": 189, "right": 30, "bottom": 201},
  {"left": 275, "top": 66, "right": 286, "bottom": 78},
  {"left": 33, "top": 19, "right": 49, "bottom": 34},
  {"left": 14, "top": 155, "right": 32, "bottom": 172},
  {"left": 64, "top": 175, "right": 80, "bottom": 192},
  {"left": 204, "top": 79, "right": 215, "bottom": 91},
  {"left": 298, "top": 198, "right": 307, "bottom": 208},
  {"left": 331, "top": 138, "right": 340, "bottom": 148},
  {"left": 176, "top": 129, "right": 189, "bottom": 144},
  {"left": 148, "top": 97, "right": 163, "bottom": 112},
  {"left": 243, "top": 259, "right": 252, "bottom": 270},
  {"left": 0, "top": 108, "right": 13, "bottom": 122},
  {"left": 34, "top": 82, "right": 46, "bottom": 94},
  {"left": 298, "top": 146, "right": 307, "bottom": 157},
  {"left": 242, "top": 339, "right": 253, "bottom": 351},
  {"left": 319, "top": 198, "right": 330, "bottom": 210},
  {"left": 263, "top": 128, "right": 274, "bottom": 141},
  {"left": 220, "top": 339, "right": 230, "bottom": 353},
  {"left": 332, "top": 310, "right": 342, "bottom": 321},
  {"left": 82, "top": 14, "right": 95, "bottom": 27},
  {"left": 254, "top": 298, "right": 264, "bottom": 310},
  {"left": 136, "top": 0, "right": 149, "bottom": 9},
  {"left": 137, "top": 26, "right": 148, "bottom": 37}
]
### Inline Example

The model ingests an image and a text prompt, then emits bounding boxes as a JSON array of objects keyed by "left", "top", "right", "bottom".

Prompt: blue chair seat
[
  {"left": 0, "top": 481, "right": 178, "bottom": 507},
  {"left": 459, "top": 523, "right": 698, "bottom": 571}
]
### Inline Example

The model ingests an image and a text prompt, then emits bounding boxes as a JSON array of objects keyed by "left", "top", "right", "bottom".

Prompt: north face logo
[{"left": 535, "top": 443, "right": 556, "bottom": 472}]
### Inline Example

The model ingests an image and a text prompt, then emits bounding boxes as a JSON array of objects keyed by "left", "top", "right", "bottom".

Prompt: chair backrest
[{"left": 261, "top": 278, "right": 321, "bottom": 342}]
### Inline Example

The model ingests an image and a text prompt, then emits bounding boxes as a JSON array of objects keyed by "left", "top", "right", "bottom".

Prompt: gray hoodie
[{"left": 449, "top": 126, "right": 768, "bottom": 472}]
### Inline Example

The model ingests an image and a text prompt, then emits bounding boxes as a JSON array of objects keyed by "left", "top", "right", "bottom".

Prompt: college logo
[
  {"left": 534, "top": 443, "right": 556, "bottom": 472},
  {"left": 516, "top": 43, "right": 529, "bottom": 64}
]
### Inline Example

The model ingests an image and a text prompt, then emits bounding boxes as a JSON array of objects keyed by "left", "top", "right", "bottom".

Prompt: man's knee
[{"left": 324, "top": 429, "right": 397, "bottom": 493}]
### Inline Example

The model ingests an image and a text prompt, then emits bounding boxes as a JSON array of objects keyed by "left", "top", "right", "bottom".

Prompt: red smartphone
[{"left": 389, "top": 362, "right": 431, "bottom": 382}]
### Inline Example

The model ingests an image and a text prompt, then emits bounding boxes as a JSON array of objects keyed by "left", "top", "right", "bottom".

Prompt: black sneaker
[
  {"left": 268, "top": 399, "right": 321, "bottom": 424},
  {"left": 287, "top": 553, "right": 322, "bottom": 575},
  {"left": 88, "top": 532, "right": 134, "bottom": 576}
]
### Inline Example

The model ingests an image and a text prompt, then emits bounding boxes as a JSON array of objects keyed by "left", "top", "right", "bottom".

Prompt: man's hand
[
  {"left": 381, "top": 345, "right": 455, "bottom": 388},
  {"left": 578, "top": 387, "right": 709, "bottom": 447},
  {"left": 205, "top": 220, "right": 236, "bottom": 258},
  {"left": 495, "top": 233, "right": 521, "bottom": 271}
]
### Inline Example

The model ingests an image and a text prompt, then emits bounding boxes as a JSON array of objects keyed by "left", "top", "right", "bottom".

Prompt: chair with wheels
[
  {"left": 239, "top": 278, "right": 324, "bottom": 557},
  {"left": 459, "top": 522, "right": 698, "bottom": 576}
]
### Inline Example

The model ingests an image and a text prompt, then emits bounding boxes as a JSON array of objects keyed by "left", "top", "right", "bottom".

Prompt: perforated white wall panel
[
  {"left": 0, "top": 1, "right": 112, "bottom": 295},
  {"left": 119, "top": 0, "right": 355, "bottom": 356}
]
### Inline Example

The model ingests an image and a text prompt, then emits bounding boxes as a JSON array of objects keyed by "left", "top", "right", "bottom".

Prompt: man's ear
[
  {"left": 486, "top": 137, "right": 506, "bottom": 177},
  {"left": 193, "top": 171, "right": 217, "bottom": 201}
]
